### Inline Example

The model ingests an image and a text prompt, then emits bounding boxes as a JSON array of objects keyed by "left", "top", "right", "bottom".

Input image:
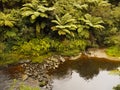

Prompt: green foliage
[
  {"left": 0, "top": 0, "right": 120, "bottom": 65},
  {"left": 81, "top": 14, "right": 104, "bottom": 30},
  {"left": 77, "top": 25, "right": 90, "bottom": 39},
  {"left": 51, "top": 13, "right": 77, "bottom": 37},
  {"left": 103, "top": 4, "right": 120, "bottom": 47},
  {"left": 53, "top": 0, "right": 77, "bottom": 16},
  {"left": 0, "top": 42, "right": 5, "bottom": 53},
  {"left": 32, "top": 53, "right": 52, "bottom": 63},
  {"left": 0, "top": 12, "right": 17, "bottom": 27},
  {"left": 104, "top": 34, "right": 120, "bottom": 46},
  {"left": 13, "top": 38, "right": 51, "bottom": 56},
  {"left": 113, "top": 84, "right": 120, "bottom": 90},
  {"left": 56, "top": 39, "right": 88, "bottom": 55},
  {"left": 0, "top": 53, "right": 26, "bottom": 66},
  {"left": 21, "top": 0, "right": 54, "bottom": 36},
  {"left": 106, "top": 45, "right": 120, "bottom": 57},
  {"left": 21, "top": 0, "right": 54, "bottom": 23},
  {"left": 111, "top": 4, "right": 120, "bottom": 23}
]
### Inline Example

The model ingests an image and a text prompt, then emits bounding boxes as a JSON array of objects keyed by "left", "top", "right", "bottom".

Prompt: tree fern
[
  {"left": 81, "top": 14, "right": 104, "bottom": 30},
  {"left": 21, "top": 0, "right": 54, "bottom": 36},
  {"left": 51, "top": 13, "right": 77, "bottom": 37},
  {"left": 0, "top": 12, "right": 17, "bottom": 27}
]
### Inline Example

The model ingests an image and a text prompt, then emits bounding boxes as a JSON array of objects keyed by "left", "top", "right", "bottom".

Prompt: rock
[
  {"left": 59, "top": 56, "right": 65, "bottom": 62},
  {"left": 39, "top": 81, "right": 47, "bottom": 87},
  {"left": 20, "top": 55, "right": 66, "bottom": 90},
  {"left": 19, "top": 59, "right": 31, "bottom": 64},
  {"left": 69, "top": 53, "right": 82, "bottom": 60},
  {"left": 22, "top": 74, "right": 28, "bottom": 81}
]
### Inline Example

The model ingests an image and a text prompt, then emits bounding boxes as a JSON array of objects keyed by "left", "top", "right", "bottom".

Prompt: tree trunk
[
  {"left": 0, "top": 0, "right": 4, "bottom": 11},
  {"left": 36, "top": 22, "right": 41, "bottom": 37}
]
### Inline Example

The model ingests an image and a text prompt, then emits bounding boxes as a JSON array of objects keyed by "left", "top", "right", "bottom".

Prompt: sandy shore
[
  {"left": 69, "top": 48, "right": 120, "bottom": 61},
  {"left": 85, "top": 48, "right": 120, "bottom": 61}
]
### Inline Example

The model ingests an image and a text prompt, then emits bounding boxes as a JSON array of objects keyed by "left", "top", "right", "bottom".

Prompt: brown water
[
  {"left": 51, "top": 56, "right": 120, "bottom": 90},
  {"left": 0, "top": 65, "right": 40, "bottom": 90}
]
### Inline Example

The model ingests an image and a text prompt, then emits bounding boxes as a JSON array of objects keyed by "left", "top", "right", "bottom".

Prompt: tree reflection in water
[{"left": 50, "top": 55, "right": 120, "bottom": 80}]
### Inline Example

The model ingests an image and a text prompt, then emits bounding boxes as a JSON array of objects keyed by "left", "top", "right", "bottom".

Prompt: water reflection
[
  {"left": 51, "top": 56, "right": 120, "bottom": 90},
  {"left": 53, "top": 70, "right": 120, "bottom": 90}
]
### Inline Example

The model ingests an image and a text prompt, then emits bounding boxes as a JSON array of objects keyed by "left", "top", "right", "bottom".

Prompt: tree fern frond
[
  {"left": 93, "top": 25, "right": 105, "bottom": 29},
  {"left": 30, "top": 17, "right": 36, "bottom": 23},
  {"left": 62, "top": 29, "right": 71, "bottom": 34},
  {"left": 74, "top": 3, "right": 88, "bottom": 11},
  {"left": 64, "top": 19, "right": 76, "bottom": 25},
  {"left": 81, "top": 13, "right": 104, "bottom": 30},
  {"left": 58, "top": 30, "right": 66, "bottom": 35},
  {"left": 51, "top": 20, "right": 61, "bottom": 25},
  {"left": 23, "top": 3, "right": 34, "bottom": 9},
  {"left": 0, "top": 21, "right": 4, "bottom": 26},
  {"left": 61, "top": 13, "right": 72, "bottom": 24},
  {"left": 5, "top": 20, "right": 14, "bottom": 27},
  {"left": 31, "top": 12, "right": 40, "bottom": 21},
  {"left": 55, "top": 15, "right": 61, "bottom": 24},
  {"left": 21, "top": 11, "right": 33, "bottom": 17},
  {"left": 20, "top": 7, "right": 33, "bottom": 11},
  {"left": 46, "top": 7, "right": 55, "bottom": 11},
  {"left": 39, "top": 12, "right": 48, "bottom": 18},
  {"left": 0, "top": 12, "right": 17, "bottom": 27},
  {"left": 38, "top": 5, "right": 48, "bottom": 12}
]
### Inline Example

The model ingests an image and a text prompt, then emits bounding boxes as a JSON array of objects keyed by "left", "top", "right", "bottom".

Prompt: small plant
[{"left": 113, "top": 84, "right": 120, "bottom": 90}]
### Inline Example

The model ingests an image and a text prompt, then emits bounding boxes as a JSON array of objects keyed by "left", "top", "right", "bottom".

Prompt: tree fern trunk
[
  {"left": 36, "top": 22, "right": 41, "bottom": 37},
  {"left": 0, "top": 0, "right": 3, "bottom": 11}
]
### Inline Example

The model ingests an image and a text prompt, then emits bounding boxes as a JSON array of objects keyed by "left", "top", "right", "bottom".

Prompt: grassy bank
[{"left": 106, "top": 46, "right": 120, "bottom": 57}]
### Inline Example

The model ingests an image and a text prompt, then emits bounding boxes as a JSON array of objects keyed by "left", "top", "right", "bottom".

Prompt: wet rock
[
  {"left": 22, "top": 74, "right": 28, "bottom": 81},
  {"left": 59, "top": 56, "right": 65, "bottom": 62},
  {"left": 20, "top": 55, "right": 67, "bottom": 90},
  {"left": 69, "top": 53, "right": 82, "bottom": 60},
  {"left": 19, "top": 59, "right": 31, "bottom": 64}
]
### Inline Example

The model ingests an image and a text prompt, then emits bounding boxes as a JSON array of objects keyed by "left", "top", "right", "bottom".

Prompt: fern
[
  {"left": 51, "top": 13, "right": 77, "bottom": 37},
  {"left": 21, "top": 0, "right": 54, "bottom": 36},
  {"left": 0, "top": 12, "right": 17, "bottom": 27},
  {"left": 81, "top": 14, "right": 104, "bottom": 30}
]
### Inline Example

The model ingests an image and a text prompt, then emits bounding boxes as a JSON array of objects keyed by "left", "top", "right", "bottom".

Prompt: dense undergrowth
[{"left": 0, "top": 0, "right": 120, "bottom": 65}]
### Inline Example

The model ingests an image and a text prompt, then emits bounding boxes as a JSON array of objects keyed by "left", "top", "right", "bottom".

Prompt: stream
[
  {"left": 50, "top": 56, "right": 120, "bottom": 90},
  {"left": 0, "top": 55, "right": 120, "bottom": 90}
]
